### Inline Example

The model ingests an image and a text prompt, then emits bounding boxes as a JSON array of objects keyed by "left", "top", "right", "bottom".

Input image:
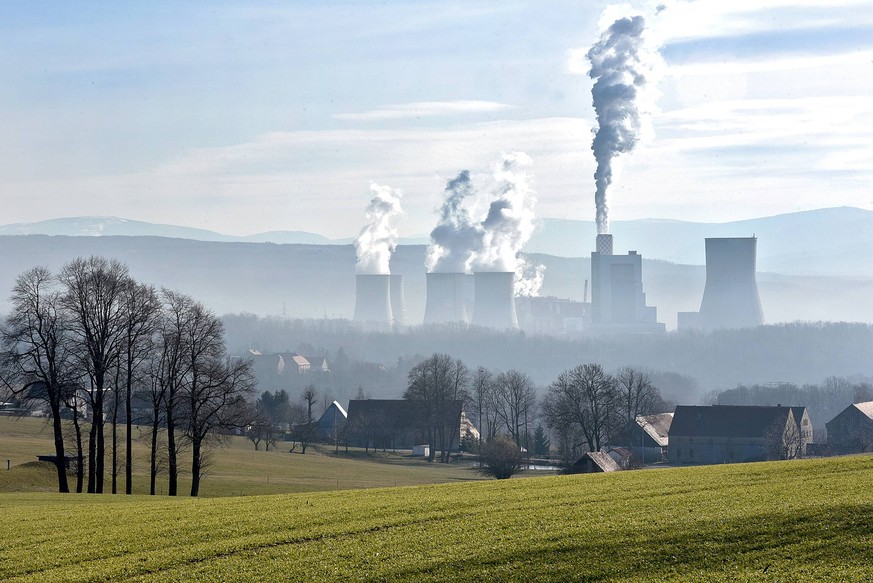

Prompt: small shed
[
  {"left": 568, "top": 451, "right": 622, "bottom": 474},
  {"left": 412, "top": 445, "right": 430, "bottom": 457}
]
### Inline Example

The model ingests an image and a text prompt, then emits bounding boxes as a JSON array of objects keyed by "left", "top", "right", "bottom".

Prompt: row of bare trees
[
  {"left": 0, "top": 257, "right": 255, "bottom": 496},
  {"left": 404, "top": 355, "right": 667, "bottom": 466},
  {"left": 542, "top": 363, "right": 669, "bottom": 463}
]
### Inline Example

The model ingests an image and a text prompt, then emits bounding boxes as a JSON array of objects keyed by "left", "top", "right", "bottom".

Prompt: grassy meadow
[
  {"left": 0, "top": 416, "right": 483, "bottom": 496},
  {"left": 1, "top": 454, "right": 872, "bottom": 581}
]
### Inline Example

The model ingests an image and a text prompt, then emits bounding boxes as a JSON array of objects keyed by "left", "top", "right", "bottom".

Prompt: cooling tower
[
  {"left": 698, "top": 237, "right": 764, "bottom": 330},
  {"left": 353, "top": 274, "right": 394, "bottom": 326},
  {"left": 389, "top": 274, "right": 407, "bottom": 327},
  {"left": 472, "top": 272, "right": 519, "bottom": 330},
  {"left": 423, "top": 272, "right": 468, "bottom": 325}
]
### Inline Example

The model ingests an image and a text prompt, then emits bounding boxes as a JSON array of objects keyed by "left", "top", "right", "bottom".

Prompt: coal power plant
[
  {"left": 679, "top": 237, "right": 764, "bottom": 331},
  {"left": 424, "top": 272, "right": 469, "bottom": 325},
  {"left": 588, "top": 234, "right": 664, "bottom": 334},
  {"left": 472, "top": 271, "right": 519, "bottom": 330},
  {"left": 353, "top": 274, "right": 394, "bottom": 329}
]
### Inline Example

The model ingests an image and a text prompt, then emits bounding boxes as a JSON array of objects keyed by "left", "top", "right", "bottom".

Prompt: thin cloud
[{"left": 333, "top": 100, "right": 514, "bottom": 121}]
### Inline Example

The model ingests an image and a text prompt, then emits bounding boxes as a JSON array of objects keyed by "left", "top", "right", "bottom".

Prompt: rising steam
[
  {"left": 354, "top": 183, "right": 403, "bottom": 274},
  {"left": 515, "top": 256, "right": 546, "bottom": 297},
  {"left": 588, "top": 14, "right": 653, "bottom": 235},
  {"left": 473, "top": 151, "right": 538, "bottom": 273},
  {"left": 426, "top": 170, "right": 482, "bottom": 273}
]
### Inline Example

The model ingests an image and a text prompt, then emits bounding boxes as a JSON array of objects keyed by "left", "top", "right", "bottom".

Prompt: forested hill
[{"left": 2, "top": 235, "right": 873, "bottom": 330}]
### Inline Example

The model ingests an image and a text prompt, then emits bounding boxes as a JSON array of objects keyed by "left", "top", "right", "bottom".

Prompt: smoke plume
[
  {"left": 354, "top": 183, "right": 403, "bottom": 274},
  {"left": 426, "top": 170, "right": 483, "bottom": 273},
  {"left": 588, "top": 14, "right": 652, "bottom": 235},
  {"left": 514, "top": 256, "right": 546, "bottom": 297},
  {"left": 472, "top": 151, "right": 538, "bottom": 273}
]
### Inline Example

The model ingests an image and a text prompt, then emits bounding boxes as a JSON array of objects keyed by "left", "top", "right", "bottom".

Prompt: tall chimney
[
  {"left": 596, "top": 233, "right": 614, "bottom": 255},
  {"left": 353, "top": 274, "right": 393, "bottom": 328},
  {"left": 389, "top": 274, "right": 407, "bottom": 327},
  {"left": 698, "top": 237, "right": 764, "bottom": 330},
  {"left": 424, "top": 273, "right": 468, "bottom": 325},
  {"left": 472, "top": 272, "right": 519, "bottom": 330}
]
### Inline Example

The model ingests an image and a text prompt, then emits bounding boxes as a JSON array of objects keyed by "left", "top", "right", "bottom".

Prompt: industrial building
[
  {"left": 353, "top": 273, "right": 394, "bottom": 329},
  {"left": 423, "top": 272, "right": 469, "bottom": 325},
  {"left": 471, "top": 271, "right": 519, "bottom": 330},
  {"left": 679, "top": 237, "right": 764, "bottom": 331},
  {"left": 588, "top": 234, "right": 664, "bottom": 334}
]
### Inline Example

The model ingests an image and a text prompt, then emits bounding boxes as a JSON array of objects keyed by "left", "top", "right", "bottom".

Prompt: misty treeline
[
  {"left": 221, "top": 314, "right": 873, "bottom": 400},
  {"left": 0, "top": 257, "right": 256, "bottom": 496},
  {"left": 708, "top": 377, "right": 873, "bottom": 436},
  {"left": 398, "top": 354, "right": 669, "bottom": 466}
]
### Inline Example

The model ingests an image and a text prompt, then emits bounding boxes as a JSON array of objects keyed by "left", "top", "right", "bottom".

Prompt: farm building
[
  {"left": 826, "top": 401, "right": 873, "bottom": 454},
  {"left": 316, "top": 400, "right": 347, "bottom": 441},
  {"left": 615, "top": 412, "right": 673, "bottom": 463},
  {"left": 345, "top": 399, "right": 463, "bottom": 454},
  {"left": 568, "top": 451, "right": 622, "bottom": 473},
  {"left": 669, "top": 405, "right": 808, "bottom": 464}
]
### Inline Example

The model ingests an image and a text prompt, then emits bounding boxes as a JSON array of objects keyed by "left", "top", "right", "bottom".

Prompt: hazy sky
[{"left": 2, "top": 0, "right": 872, "bottom": 238}]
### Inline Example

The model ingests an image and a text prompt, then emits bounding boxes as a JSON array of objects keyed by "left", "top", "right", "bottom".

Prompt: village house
[
  {"left": 669, "top": 405, "right": 810, "bottom": 464},
  {"left": 616, "top": 412, "right": 673, "bottom": 463},
  {"left": 826, "top": 401, "right": 873, "bottom": 454}
]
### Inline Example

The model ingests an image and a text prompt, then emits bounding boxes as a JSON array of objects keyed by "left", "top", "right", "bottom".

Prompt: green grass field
[
  {"left": 0, "top": 416, "right": 485, "bottom": 495},
  {"left": 1, "top": 455, "right": 871, "bottom": 581}
]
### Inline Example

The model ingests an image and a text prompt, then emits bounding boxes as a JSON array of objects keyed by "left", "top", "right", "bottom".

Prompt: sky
[{"left": 1, "top": 0, "right": 872, "bottom": 238}]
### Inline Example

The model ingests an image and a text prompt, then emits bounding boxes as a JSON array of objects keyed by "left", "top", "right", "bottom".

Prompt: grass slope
[
  {"left": 0, "top": 416, "right": 482, "bottom": 496},
  {"left": 1, "top": 456, "right": 872, "bottom": 582}
]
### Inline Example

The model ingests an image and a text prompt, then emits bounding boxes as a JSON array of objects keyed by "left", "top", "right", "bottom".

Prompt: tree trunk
[
  {"left": 49, "top": 402, "right": 70, "bottom": 493},
  {"left": 149, "top": 414, "right": 159, "bottom": 496},
  {"left": 167, "top": 412, "right": 177, "bottom": 496},
  {"left": 95, "top": 382, "right": 105, "bottom": 493},
  {"left": 111, "top": 384, "right": 119, "bottom": 494},
  {"left": 87, "top": 408, "right": 97, "bottom": 493},
  {"left": 190, "top": 439, "right": 202, "bottom": 497},
  {"left": 72, "top": 410, "right": 84, "bottom": 493},
  {"left": 125, "top": 363, "right": 133, "bottom": 495}
]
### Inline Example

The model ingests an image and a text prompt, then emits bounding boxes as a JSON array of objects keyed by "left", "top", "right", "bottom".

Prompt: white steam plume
[
  {"left": 472, "top": 151, "right": 537, "bottom": 273},
  {"left": 514, "top": 256, "right": 546, "bottom": 297},
  {"left": 426, "top": 170, "right": 483, "bottom": 273},
  {"left": 354, "top": 183, "right": 403, "bottom": 274},
  {"left": 588, "top": 13, "right": 655, "bottom": 235}
]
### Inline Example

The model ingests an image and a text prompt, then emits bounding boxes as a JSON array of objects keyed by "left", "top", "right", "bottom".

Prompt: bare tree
[
  {"left": 765, "top": 418, "right": 803, "bottom": 460},
  {"left": 59, "top": 256, "right": 130, "bottom": 493},
  {"left": 176, "top": 297, "right": 256, "bottom": 496},
  {"left": 299, "top": 385, "right": 318, "bottom": 454},
  {"left": 493, "top": 370, "right": 537, "bottom": 449},
  {"left": 543, "top": 363, "right": 619, "bottom": 453},
  {"left": 616, "top": 367, "right": 660, "bottom": 423},
  {"left": 470, "top": 367, "right": 498, "bottom": 445},
  {"left": 405, "top": 354, "right": 469, "bottom": 463},
  {"left": 118, "top": 281, "right": 159, "bottom": 495},
  {"left": 0, "top": 267, "right": 79, "bottom": 493}
]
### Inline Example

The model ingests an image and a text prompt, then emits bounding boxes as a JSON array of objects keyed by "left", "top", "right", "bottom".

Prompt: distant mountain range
[{"left": 3, "top": 206, "right": 873, "bottom": 276}]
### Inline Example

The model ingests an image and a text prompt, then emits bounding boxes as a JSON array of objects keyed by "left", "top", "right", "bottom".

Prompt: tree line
[
  {"left": 0, "top": 257, "right": 256, "bottom": 496},
  {"left": 403, "top": 354, "right": 670, "bottom": 468}
]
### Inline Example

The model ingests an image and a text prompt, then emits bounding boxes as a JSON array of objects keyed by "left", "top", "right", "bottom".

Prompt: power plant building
[
  {"left": 423, "top": 272, "right": 469, "bottom": 325},
  {"left": 472, "top": 271, "right": 519, "bottom": 330},
  {"left": 353, "top": 274, "right": 394, "bottom": 330},
  {"left": 679, "top": 237, "right": 764, "bottom": 331},
  {"left": 588, "top": 234, "right": 664, "bottom": 333}
]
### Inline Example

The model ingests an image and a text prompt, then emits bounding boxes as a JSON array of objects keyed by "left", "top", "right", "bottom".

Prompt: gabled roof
[
  {"left": 306, "top": 356, "right": 328, "bottom": 369},
  {"left": 789, "top": 406, "right": 809, "bottom": 427},
  {"left": 346, "top": 399, "right": 463, "bottom": 432},
  {"left": 670, "top": 405, "right": 792, "bottom": 439},
  {"left": 635, "top": 413, "right": 673, "bottom": 447},
  {"left": 854, "top": 401, "right": 873, "bottom": 420},
  {"left": 576, "top": 451, "right": 621, "bottom": 472}
]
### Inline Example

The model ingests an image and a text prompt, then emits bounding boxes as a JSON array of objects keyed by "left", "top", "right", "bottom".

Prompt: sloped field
[{"left": 1, "top": 456, "right": 871, "bottom": 581}]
